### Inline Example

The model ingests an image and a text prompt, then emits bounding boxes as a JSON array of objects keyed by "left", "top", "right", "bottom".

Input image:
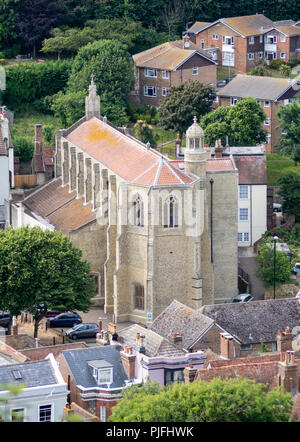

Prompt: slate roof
[
  {"left": 66, "top": 117, "right": 196, "bottom": 187},
  {"left": 61, "top": 346, "right": 129, "bottom": 389},
  {"left": 200, "top": 298, "right": 300, "bottom": 345},
  {"left": 217, "top": 74, "right": 299, "bottom": 101},
  {"left": 150, "top": 300, "right": 215, "bottom": 350},
  {"left": 118, "top": 324, "right": 186, "bottom": 357},
  {"left": 22, "top": 178, "right": 96, "bottom": 234},
  {"left": 234, "top": 156, "right": 267, "bottom": 185},
  {"left": 0, "top": 359, "right": 58, "bottom": 389},
  {"left": 133, "top": 39, "right": 215, "bottom": 70},
  {"left": 187, "top": 22, "right": 211, "bottom": 34}
]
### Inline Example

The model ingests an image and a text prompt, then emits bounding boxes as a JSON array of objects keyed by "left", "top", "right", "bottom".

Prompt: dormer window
[{"left": 89, "top": 360, "right": 113, "bottom": 385}]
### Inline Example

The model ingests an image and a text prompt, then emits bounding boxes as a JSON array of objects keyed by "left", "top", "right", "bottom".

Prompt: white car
[{"left": 232, "top": 294, "right": 254, "bottom": 303}]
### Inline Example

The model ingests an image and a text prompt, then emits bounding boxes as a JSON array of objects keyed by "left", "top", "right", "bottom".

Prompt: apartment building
[{"left": 187, "top": 15, "right": 300, "bottom": 72}]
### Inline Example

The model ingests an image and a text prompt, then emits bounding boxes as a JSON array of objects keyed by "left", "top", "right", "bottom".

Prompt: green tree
[
  {"left": 158, "top": 81, "right": 216, "bottom": 136},
  {"left": 277, "top": 100, "right": 300, "bottom": 157},
  {"left": 279, "top": 64, "right": 292, "bottom": 78},
  {"left": 12, "top": 136, "right": 34, "bottom": 162},
  {"left": 0, "top": 383, "right": 25, "bottom": 422},
  {"left": 278, "top": 171, "right": 300, "bottom": 222},
  {"left": 134, "top": 120, "right": 158, "bottom": 148},
  {"left": 255, "top": 242, "right": 292, "bottom": 287},
  {"left": 109, "top": 377, "right": 293, "bottom": 422},
  {"left": 51, "top": 90, "right": 85, "bottom": 127},
  {"left": 200, "top": 97, "right": 267, "bottom": 146},
  {"left": 0, "top": 227, "right": 95, "bottom": 338}
]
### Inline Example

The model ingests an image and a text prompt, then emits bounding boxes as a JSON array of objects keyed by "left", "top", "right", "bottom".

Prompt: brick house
[
  {"left": 56, "top": 346, "right": 135, "bottom": 422},
  {"left": 131, "top": 35, "right": 217, "bottom": 107},
  {"left": 216, "top": 74, "right": 300, "bottom": 153},
  {"left": 151, "top": 298, "right": 300, "bottom": 358},
  {"left": 186, "top": 14, "right": 300, "bottom": 73}
]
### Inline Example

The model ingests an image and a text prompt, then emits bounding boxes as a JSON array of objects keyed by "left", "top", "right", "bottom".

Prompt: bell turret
[{"left": 184, "top": 116, "right": 210, "bottom": 178}]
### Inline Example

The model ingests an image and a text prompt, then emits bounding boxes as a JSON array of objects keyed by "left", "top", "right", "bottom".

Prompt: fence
[{"left": 14, "top": 174, "right": 37, "bottom": 188}]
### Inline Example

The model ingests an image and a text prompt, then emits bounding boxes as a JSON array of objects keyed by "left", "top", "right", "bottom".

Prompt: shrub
[
  {"left": 286, "top": 59, "right": 299, "bottom": 68},
  {"left": 13, "top": 136, "right": 34, "bottom": 162},
  {"left": 269, "top": 59, "right": 285, "bottom": 70},
  {"left": 42, "top": 125, "right": 56, "bottom": 145}
]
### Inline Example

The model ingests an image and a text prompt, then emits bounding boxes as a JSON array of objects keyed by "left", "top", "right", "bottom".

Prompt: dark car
[
  {"left": 65, "top": 323, "right": 99, "bottom": 340},
  {"left": 0, "top": 311, "right": 12, "bottom": 329},
  {"left": 49, "top": 312, "right": 82, "bottom": 328}
]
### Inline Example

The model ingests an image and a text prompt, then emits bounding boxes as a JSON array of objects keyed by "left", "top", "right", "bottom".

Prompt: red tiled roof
[
  {"left": 234, "top": 156, "right": 267, "bottom": 185},
  {"left": 65, "top": 117, "right": 195, "bottom": 186},
  {"left": 23, "top": 178, "right": 95, "bottom": 235},
  {"left": 206, "top": 158, "right": 235, "bottom": 172}
]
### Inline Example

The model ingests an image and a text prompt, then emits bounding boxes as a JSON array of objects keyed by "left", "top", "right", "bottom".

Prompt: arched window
[
  {"left": 133, "top": 194, "right": 144, "bottom": 227},
  {"left": 164, "top": 195, "right": 178, "bottom": 228},
  {"left": 134, "top": 283, "right": 145, "bottom": 310}
]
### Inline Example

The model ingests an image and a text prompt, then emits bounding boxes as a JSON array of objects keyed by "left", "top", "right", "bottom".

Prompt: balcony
[
  {"left": 264, "top": 43, "right": 277, "bottom": 52},
  {"left": 222, "top": 44, "right": 234, "bottom": 52}
]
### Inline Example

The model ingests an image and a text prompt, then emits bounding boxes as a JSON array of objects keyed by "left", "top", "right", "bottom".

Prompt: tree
[
  {"left": 279, "top": 64, "right": 292, "bottom": 78},
  {"left": 278, "top": 171, "right": 300, "bottom": 222},
  {"left": 255, "top": 242, "right": 291, "bottom": 287},
  {"left": 200, "top": 97, "right": 267, "bottom": 146},
  {"left": 108, "top": 377, "right": 293, "bottom": 422},
  {"left": 134, "top": 120, "right": 158, "bottom": 147},
  {"left": 158, "top": 81, "right": 216, "bottom": 136},
  {"left": 51, "top": 90, "right": 86, "bottom": 127},
  {"left": 277, "top": 100, "right": 300, "bottom": 157},
  {"left": 17, "top": 0, "right": 65, "bottom": 57},
  {"left": 12, "top": 136, "right": 34, "bottom": 162},
  {"left": 0, "top": 383, "right": 25, "bottom": 422},
  {"left": 0, "top": 227, "right": 95, "bottom": 338}
]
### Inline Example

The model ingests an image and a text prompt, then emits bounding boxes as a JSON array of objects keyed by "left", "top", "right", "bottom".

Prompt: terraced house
[
  {"left": 131, "top": 35, "right": 217, "bottom": 106},
  {"left": 186, "top": 14, "right": 300, "bottom": 72}
]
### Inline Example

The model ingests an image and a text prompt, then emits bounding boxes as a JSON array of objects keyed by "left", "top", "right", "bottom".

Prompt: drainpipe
[{"left": 210, "top": 179, "right": 214, "bottom": 263}]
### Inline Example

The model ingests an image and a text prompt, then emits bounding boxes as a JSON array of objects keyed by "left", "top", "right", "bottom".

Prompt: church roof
[
  {"left": 22, "top": 178, "right": 96, "bottom": 234},
  {"left": 65, "top": 117, "right": 196, "bottom": 187}
]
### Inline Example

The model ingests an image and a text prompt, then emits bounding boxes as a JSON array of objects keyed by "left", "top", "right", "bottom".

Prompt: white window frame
[
  {"left": 248, "top": 36, "right": 254, "bottom": 45},
  {"left": 212, "top": 34, "right": 218, "bottom": 40},
  {"left": 238, "top": 232, "right": 243, "bottom": 242},
  {"left": 230, "top": 97, "right": 239, "bottom": 106},
  {"left": 259, "top": 35, "right": 263, "bottom": 43},
  {"left": 280, "top": 35, "right": 286, "bottom": 42},
  {"left": 223, "top": 36, "right": 234, "bottom": 45},
  {"left": 243, "top": 232, "right": 249, "bottom": 242},
  {"left": 239, "top": 185, "right": 249, "bottom": 200},
  {"left": 264, "top": 100, "right": 270, "bottom": 108},
  {"left": 39, "top": 404, "right": 52, "bottom": 422},
  {"left": 98, "top": 367, "right": 113, "bottom": 384},
  {"left": 11, "top": 408, "right": 25, "bottom": 422},
  {"left": 100, "top": 406, "right": 106, "bottom": 422},
  {"left": 266, "top": 133, "right": 272, "bottom": 143},
  {"left": 259, "top": 51, "right": 263, "bottom": 59},
  {"left": 239, "top": 208, "right": 248, "bottom": 221},
  {"left": 248, "top": 52, "right": 254, "bottom": 60},
  {"left": 144, "top": 86, "right": 157, "bottom": 97},
  {"left": 145, "top": 68, "right": 157, "bottom": 78},
  {"left": 200, "top": 39, "right": 205, "bottom": 49},
  {"left": 280, "top": 52, "right": 286, "bottom": 59},
  {"left": 162, "top": 87, "right": 167, "bottom": 97},
  {"left": 162, "top": 70, "right": 169, "bottom": 79},
  {"left": 264, "top": 118, "right": 270, "bottom": 126},
  {"left": 192, "top": 67, "right": 198, "bottom": 75}
]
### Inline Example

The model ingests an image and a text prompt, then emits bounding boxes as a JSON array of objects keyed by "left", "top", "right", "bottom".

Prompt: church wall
[{"left": 207, "top": 170, "right": 239, "bottom": 303}]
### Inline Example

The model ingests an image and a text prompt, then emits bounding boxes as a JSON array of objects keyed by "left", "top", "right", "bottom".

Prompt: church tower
[
  {"left": 85, "top": 75, "right": 101, "bottom": 119},
  {"left": 184, "top": 116, "right": 211, "bottom": 178}
]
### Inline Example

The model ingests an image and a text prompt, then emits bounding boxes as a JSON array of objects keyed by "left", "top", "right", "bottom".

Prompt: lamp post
[{"left": 273, "top": 235, "right": 278, "bottom": 299}]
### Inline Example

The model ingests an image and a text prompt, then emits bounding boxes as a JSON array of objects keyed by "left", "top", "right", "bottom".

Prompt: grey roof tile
[{"left": 0, "top": 359, "right": 58, "bottom": 389}]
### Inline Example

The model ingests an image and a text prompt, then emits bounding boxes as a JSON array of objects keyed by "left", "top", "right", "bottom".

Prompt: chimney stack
[
  {"left": 121, "top": 345, "right": 136, "bottom": 379},
  {"left": 278, "top": 350, "right": 299, "bottom": 395},
  {"left": 277, "top": 327, "right": 293, "bottom": 353},
  {"left": 184, "top": 364, "right": 197, "bottom": 383},
  {"left": 34, "top": 124, "right": 43, "bottom": 155},
  {"left": 220, "top": 332, "right": 236, "bottom": 359},
  {"left": 183, "top": 34, "right": 191, "bottom": 49},
  {"left": 214, "top": 139, "right": 223, "bottom": 159}
]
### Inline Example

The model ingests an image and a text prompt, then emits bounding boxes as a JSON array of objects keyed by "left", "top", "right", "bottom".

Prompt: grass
[
  {"left": 266, "top": 153, "right": 300, "bottom": 186},
  {"left": 10, "top": 109, "right": 60, "bottom": 145},
  {"left": 217, "top": 67, "right": 243, "bottom": 81}
]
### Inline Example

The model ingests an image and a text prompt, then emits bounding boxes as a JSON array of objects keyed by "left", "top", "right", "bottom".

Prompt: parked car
[
  {"left": 65, "top": 323, "right": 99, "bottom": 340},
  {"left": 49, "top": 313, "right": 82, "bottom": 328},
  {"left": 0, "top": 311, "right": 12, "bottom": 329},
  {"left": 293, "top": 263, "right": 300, "bottom": 274},
  {"left": 217, "top": 79, "right": 227, "bottom": 88},
  {"left": 232, "top": 294, "right": 254, "bottom": 303},
  {"left": 273, "top": 203, "right": 282, "bottom": 213},
  {"left": 45, "top": 310, "right": 62, "bottom": 318}
]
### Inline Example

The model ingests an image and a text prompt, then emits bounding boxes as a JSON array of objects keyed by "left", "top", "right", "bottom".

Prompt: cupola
[{"left": 186, "top": 116, "right": 204, "bottom": 151}]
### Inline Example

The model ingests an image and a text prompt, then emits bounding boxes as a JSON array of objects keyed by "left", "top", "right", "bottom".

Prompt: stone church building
[{"left": 9, "top": 79, "right": 239, "bottom": 325}]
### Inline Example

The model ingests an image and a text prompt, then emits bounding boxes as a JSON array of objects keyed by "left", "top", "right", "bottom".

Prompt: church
[{"left": 10, "top": 78, "right": 239, "bottom": 325}]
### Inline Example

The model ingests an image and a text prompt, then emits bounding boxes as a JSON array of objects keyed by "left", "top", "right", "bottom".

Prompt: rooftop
[
  {"left": 133, "top": 39, "right": 215, "bottom": 70},
  {"left": 233, "top": 156, "right": 267, "bottom": 185},
  {"left": 0, "top": 359, "right": 58, "bottom": 389},
  {"left": 217, "top": 74, "right": 300, "bottom": 101}
]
